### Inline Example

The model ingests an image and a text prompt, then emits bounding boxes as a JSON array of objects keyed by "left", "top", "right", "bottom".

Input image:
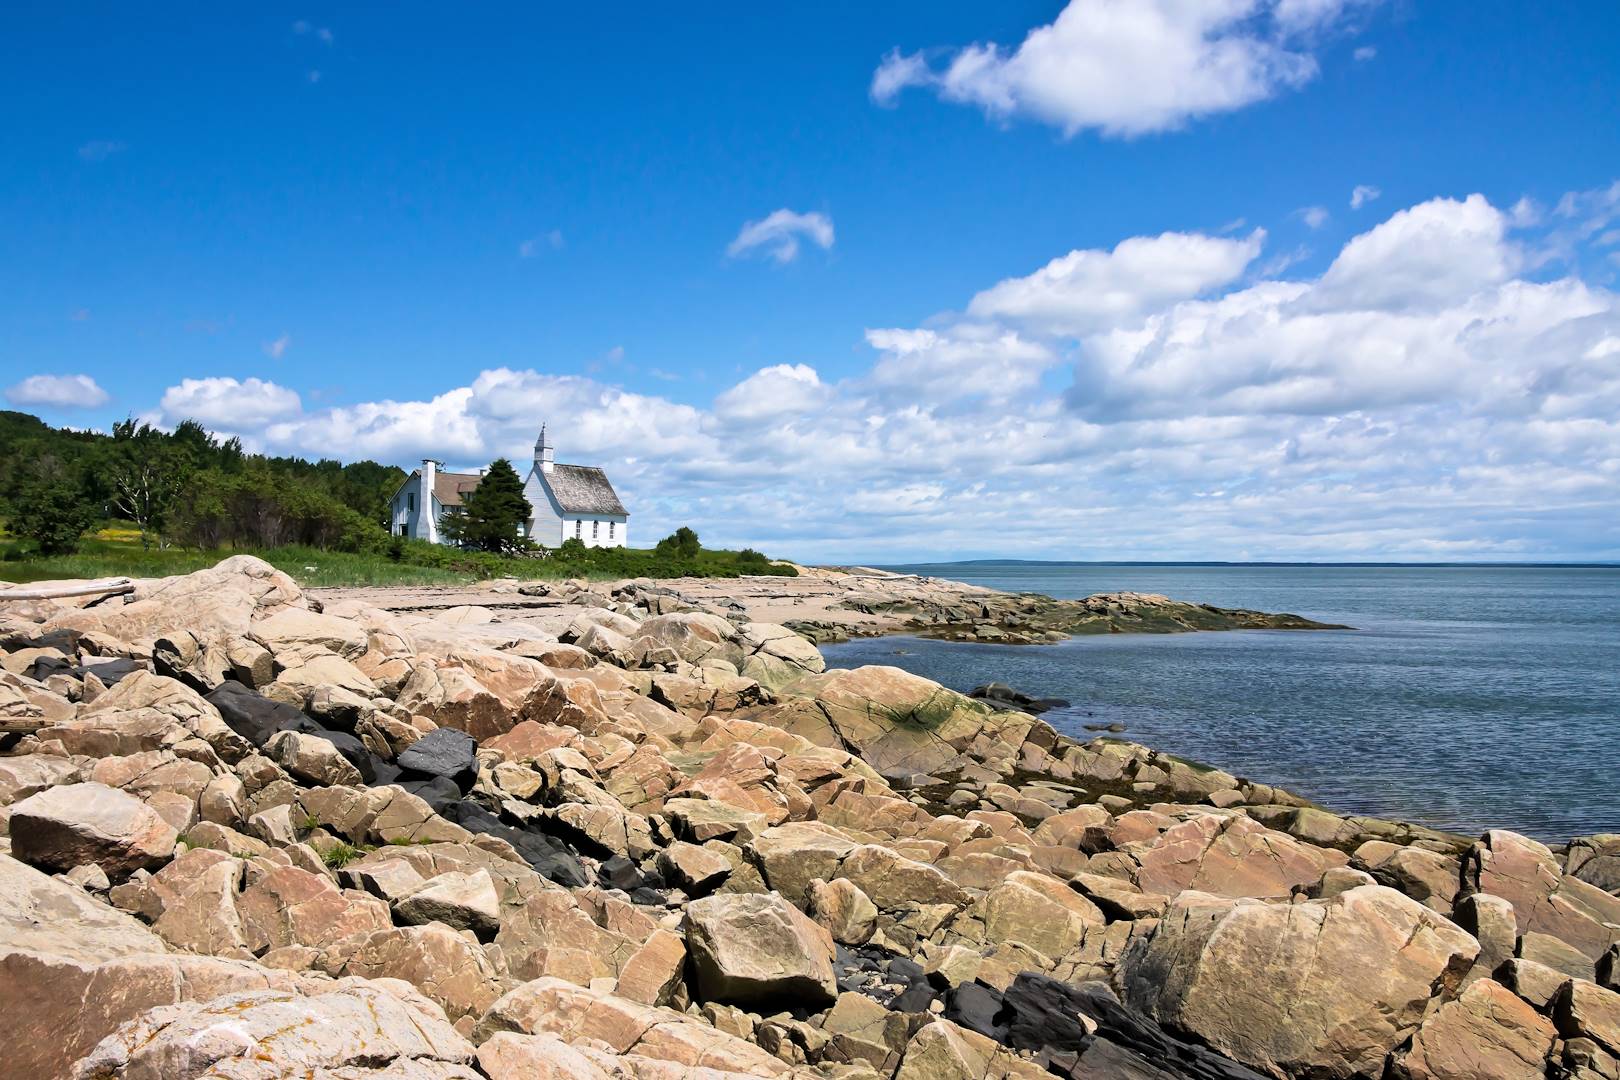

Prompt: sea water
[{"left": 819, "top": 563, "right": 1620, "bottom": 843}]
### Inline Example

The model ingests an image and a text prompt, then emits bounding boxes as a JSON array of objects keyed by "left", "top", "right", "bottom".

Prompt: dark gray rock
[
  {"left": 396, "top": 728, "right": 477, "bottom": 785},
  {"left": 438, "top": 800, "right": 588, "bottom": 888}
]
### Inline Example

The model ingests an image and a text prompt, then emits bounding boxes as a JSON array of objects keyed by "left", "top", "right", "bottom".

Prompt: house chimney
[
  {"left": 535, "top": 424, "right": 555, "bottom": 474},
  {"left": 421, "top": 459, "right": 437, "bottom": 543}
]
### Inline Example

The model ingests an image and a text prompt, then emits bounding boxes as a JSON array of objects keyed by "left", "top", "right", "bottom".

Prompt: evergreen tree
[{"left": 440, "top": 458, "right": 531, "bottom": 553}]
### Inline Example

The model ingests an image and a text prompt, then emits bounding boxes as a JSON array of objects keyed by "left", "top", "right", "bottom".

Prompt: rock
[
  {"left": 337, "top": 923, "right": 507, "bottom": 1022},
  {"left": 265, "top": 729, "right": 365, "bottom": 787},
  {"left": 749, "top": 822, "right": 859, "bottom": 905},
  {"left": 1554, "top": 979, "right": 1620, "bottom": 1057},
  {"left": 657, "top": 841, "right": 733, "bottom": 895},
  {"left": 206, "top": 679, "right": 323, "bottom": 747},
  {"left": 475, "top": 1032, "right": 618, "bottom": 1080},
  {"left": 397, "top": 727, "right": 478, "bottom": 784},
  {"left": 8, "top": 781, "right": 177, "bottom": 877},
  {"left": 683, "top": 891, "right": 838, "bottom": 1007},
  {"left": 394, "top": 869, "right": 501, "bottom": 936},
  {"left": 494, "top": 888, "right": 643, "bottom": 987},
  {"left": 1568, "top": 835, "right": 1620, "bottom": 894},
  {"left": 237, "top": 864, "right": 392, "bottom": 952},
  {"left": 1454, "top": 891, "right": 1517, "bottom": 985},
  {"left": 838, "top": 844, "right": 969, "bottom": 911},
  {"left": 1465, "top": 829, "right": 1620, "bottom": 963},
  {"left": 475, "top": 977, "right": 790, "bottom": 1076},
  {"left": 808, "top": 877, "right": 879, "bottom": 945},
  {"left": 249, "top": 606, "right": 369, "bottom": 663},
  {"left": 1116, "top": 812, "right": 1348, "bottom": 900},
  {"left": 613, "top": 928, "right": 688, "bottom": 1007},
  {"left": 1121, "top": 885, "right": 1479, "bottom": 1078},
  {"left": 967, "top": 682, "right": 1067, "bottom": 714},
  {"left": 46, "top": 670, "right": 248, "bottom": 762},
  {"left": 893, "top": 1019, "right": 1049, "bottom": 1080},
  {"left": 976, "top": 870, "right": 1104, "bottom": 961},
  {"left": 71, "top": 979, "right": 476, "bottom": 1079},
  {"left": 1499, "top": 958, "right": 1572, "bottom": 1010},
  {"left": 1390, "top": 978, "right": 1557, "bottom": 1080}
]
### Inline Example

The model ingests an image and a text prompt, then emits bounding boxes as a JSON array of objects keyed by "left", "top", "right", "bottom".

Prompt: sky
[{"left": 4, "top": 2, "right": 1620, "bottom": 562}]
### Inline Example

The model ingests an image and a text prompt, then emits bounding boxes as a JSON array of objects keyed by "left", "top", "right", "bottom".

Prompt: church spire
[{"left": 535, "top": 423, "right": 554, "bottom": 474}]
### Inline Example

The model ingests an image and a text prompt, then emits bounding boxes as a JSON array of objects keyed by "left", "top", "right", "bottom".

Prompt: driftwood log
[{"left": 0, "top": 578, "right": 134, "bottom": 602}]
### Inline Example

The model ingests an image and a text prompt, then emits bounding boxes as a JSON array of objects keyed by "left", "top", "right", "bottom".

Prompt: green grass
[{"left": 0, "top": 522, "right": 798, "bottom": 588}]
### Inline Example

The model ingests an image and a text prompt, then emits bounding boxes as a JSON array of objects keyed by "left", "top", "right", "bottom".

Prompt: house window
[
  {"left": 609, "top": 522, "right": 615, "bottom": 539},
  {"left": 592, "top": 520, "right": 599, "bottom": 539},
  {"left": 575, "top": 520, "right": 582, "bottom": 539},
  {"left": 407, "top": 493, "right": 416, "bottom": 512}
]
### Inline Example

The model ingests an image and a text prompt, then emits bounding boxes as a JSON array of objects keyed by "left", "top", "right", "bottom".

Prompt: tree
[
  {"left": 103, "top": 419, "right": 192, "bottom": 548},
  {"left": 11, "top": 475, "right": 98, "bottom": 555},
  {"left": 655, "top": 526, "right": 701, "bottom": 559},
  {"left": 439, "top": 458, "right": 531, "bottom": 553}
]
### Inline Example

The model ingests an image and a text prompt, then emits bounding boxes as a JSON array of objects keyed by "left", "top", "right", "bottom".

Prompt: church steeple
[{"left": 535, "top": 423, "right": 554, "bottom": 474}]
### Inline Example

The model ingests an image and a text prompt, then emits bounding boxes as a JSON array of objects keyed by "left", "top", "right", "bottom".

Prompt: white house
[{"left": 389, "top": 425, "right": 629, "bottom": 548}]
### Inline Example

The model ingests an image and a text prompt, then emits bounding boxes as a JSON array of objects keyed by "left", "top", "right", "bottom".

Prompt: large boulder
[
  {"left": 8, "top": 781, "right": 177, "bottom": 877},
  {"left": 1388, "top": 978, "right": 1556, "bottom": 1080},
  {"left": 1103, "top": 812, "right": 1348, "bottom": 900},
  {"left": 71, "top": 979, "right": 477, "bottom": 1079},
  {"left": 773, "top": 666, "right": 996, "bottom": 777},
  {"left": 45, "top": 555, "right": 304, "bottom": 689},
  {"left": 683, "top": 891, "right": 838, "bottom": 1007},
  {"left": 1121, "top": 885, "right": 1479, "bottom": 1078}
]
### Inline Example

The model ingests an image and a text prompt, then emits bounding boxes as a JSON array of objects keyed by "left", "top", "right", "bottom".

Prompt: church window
[
  {"left": 575, "top": 520, "right": 582, "bottom": 539},
  {"left": 592, "top": 520, "right": 599, "bottom": 539}
]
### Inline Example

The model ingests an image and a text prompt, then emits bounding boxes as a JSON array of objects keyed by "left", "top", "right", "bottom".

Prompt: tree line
[{"left": 0, "top": 410, "right": 404, "bottom": 555}]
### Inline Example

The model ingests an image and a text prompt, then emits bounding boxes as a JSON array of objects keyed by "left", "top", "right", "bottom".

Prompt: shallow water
[{"left": 818, "top": 563, "right": 1620, "bottom": 843}]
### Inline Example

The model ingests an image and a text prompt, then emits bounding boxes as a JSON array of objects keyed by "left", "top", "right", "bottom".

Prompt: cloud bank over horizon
[{"left": 17, "top": 185, "right": 1620, "bottom": 563}]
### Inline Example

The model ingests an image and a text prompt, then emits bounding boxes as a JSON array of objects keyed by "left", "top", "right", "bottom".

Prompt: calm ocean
[{"left": 818, "top": 562, "right": 1620, "bottom": 843}]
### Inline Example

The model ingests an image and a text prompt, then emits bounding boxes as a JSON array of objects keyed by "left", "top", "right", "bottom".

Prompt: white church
[{"left": 388, "top": 426, "right": 629, "bottom": 548}]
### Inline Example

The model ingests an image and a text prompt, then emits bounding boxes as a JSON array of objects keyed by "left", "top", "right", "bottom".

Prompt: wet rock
[{"left": 967, "top": 682, "right": 1068, "bottom": 714}]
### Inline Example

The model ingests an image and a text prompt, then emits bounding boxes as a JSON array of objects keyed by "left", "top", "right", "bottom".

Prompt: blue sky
[{"left": 5, "top": 2, "right": 1620, "bottom": 560}]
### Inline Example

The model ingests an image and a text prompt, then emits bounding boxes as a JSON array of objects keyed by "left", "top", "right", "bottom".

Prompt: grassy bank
[{"left": 0, "top": 526, "right": 797, "bottom": 588}]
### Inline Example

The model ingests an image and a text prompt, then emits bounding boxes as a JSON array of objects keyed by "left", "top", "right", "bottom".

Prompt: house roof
[
  {"left": 432, "top": 471, "right": 483, "bottom": 508},
  {"left": 543, "top": 464, "right": 627, "bottom": 515}
]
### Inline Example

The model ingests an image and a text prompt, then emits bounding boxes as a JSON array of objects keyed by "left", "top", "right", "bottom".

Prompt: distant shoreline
[{"left": 878, "top": 558, "right": 1620, "bottom": 569}]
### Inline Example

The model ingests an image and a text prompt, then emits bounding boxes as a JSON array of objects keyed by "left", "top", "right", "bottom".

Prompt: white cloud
[
  {"left": 121, "top": 186, "right": 1620, "bottom": 561},
  {"left": 967, "top": 230, "right": 1264, "bottom": 333},
  {"left": 1350, "top": 184, "right": 1380, "bottom": 209},
  {"left": 727, "top": 210, "right": 835, "bottom": 264},
  {"left": 1309, "top": 194, "right": 1514, "bottom": 312},
  {"left": 5, "top": 373, "right": 110, "bottom": 409},
  {"left": 865, "top": 326, "right": 1059, "bottom": 403},
  {"left": 263, "top": 333, "right": 291, "bottom": 359},
  {"left": 1299, "top": 206, "right": 1331, "bottom": 229},
  {"left": 160, "top": 377, "right": 302, "bottom": 430},
  {"left": 1352, "top": 45, "right": 1376, "bottom": 61},
  {"left": 714, "top": 364, "right": 829, "bottom": 423},
  {"left": 872, "top": 0, "right": 1369, "bottom": 138}
]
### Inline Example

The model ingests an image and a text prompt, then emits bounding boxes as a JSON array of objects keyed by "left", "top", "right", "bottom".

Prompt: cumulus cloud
[
  {"left": 713, "top": 364, "right": 829, "bottom": 423},
  {"left": 968, "top": 230, "right": 1264, "bottom": 333},
  {"left": 727, "top": 209, "right": 835, "bottom": 264},
  {"left": 160, "top": 377, "right": 302, "bottom": 430},
  {"left": 871, "top": 0, "right": 1372, "bottom": 137},
  {"left": 125, "top": 186, "right": 1620, "bottom": 561},
  {"left": 5, "top": 373, "right": 110, "bottom": 409}
]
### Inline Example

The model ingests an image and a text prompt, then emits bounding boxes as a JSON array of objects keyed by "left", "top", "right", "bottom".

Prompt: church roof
[{"left": 543, "top": 464, "right": 627, "bottom": 515}]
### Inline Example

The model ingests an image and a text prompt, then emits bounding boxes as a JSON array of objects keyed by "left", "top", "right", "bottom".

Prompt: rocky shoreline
[{"left": 0, "top": 557, "right": 1614, "bottom": 1079}]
